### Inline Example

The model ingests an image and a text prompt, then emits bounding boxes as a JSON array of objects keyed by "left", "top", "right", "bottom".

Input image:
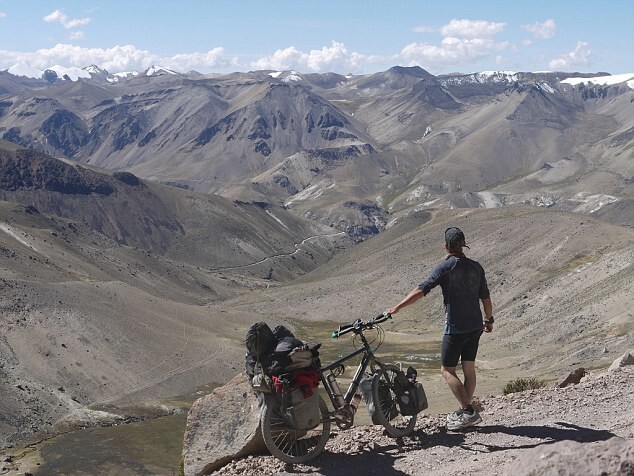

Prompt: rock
[
  {"left": 556, "top": 367, "right": 586, "bottom": 388},
  {"left": 609, "top": 351, "right": 634, "bottom": 372},
  {"left": 505, "top": 436, "right": 634, "bottom": 475},
  {"left": 182, "top": 373, "right": 266, "bottom": 476}
]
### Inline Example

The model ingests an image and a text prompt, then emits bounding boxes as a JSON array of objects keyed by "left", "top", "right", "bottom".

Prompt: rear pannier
[{"left": 245, "top": 322, "right": 322, "bottom": 430}]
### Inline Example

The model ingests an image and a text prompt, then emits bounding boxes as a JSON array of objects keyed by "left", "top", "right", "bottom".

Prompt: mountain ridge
[{"left": 1, "top": 66, "right": 631, "bottom": 241}]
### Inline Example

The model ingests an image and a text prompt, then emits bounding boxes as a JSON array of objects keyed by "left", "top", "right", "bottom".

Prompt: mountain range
[
  {"left": 1, "top": 65, "right": 632, "bottom": 239},
  {"left": 0, "top": 64, "right": 632, "bottom": 462}
]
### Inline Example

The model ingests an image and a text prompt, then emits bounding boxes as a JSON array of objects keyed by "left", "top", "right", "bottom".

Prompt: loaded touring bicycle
[{"left": 245, "top": 313, "right": 428, "bottom": 463}]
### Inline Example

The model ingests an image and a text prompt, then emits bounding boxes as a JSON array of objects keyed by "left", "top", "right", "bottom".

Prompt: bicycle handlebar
[{"left": 331, "top": 312, "right": 392, "bottom": 339}]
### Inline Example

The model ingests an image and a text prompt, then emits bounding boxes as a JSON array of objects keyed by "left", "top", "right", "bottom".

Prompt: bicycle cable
[{"left": 352, "top": 324, "right": 385, "bottom": 352}]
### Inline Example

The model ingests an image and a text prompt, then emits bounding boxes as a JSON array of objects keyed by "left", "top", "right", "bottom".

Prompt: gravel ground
[{"left": 213, "top": 365, "right": 634, "bottom": 476}]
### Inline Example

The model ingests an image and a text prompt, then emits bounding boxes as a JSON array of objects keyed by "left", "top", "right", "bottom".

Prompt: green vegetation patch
[{"left": 503, "top": 377, "right": 547, "bottom": 395}]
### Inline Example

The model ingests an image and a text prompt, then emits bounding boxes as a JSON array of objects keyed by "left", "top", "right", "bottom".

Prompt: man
[{"left": 386, "top": 227, "right": 494, "bottom": 430}]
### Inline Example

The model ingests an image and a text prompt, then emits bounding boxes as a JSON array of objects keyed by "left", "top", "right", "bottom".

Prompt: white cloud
[
  {"left": 412, "top": 25, "right": 436, "bottom": 34},
  {"left": 0, "top": 43, "right": 240, "bottom": 74},
  {"left": 522, "top": 19, "right": 557, "bottom": 39},
  {"left": 43, "top": 9, "right": 91, "bottom": 29},
  {"left": 69, "top": 31, "right": 85, "bottom": 40},
  {"left": 440, "top": 19, "right": 506, "bottom": 38},
  {"left": 165, "top": 47, "right": 239, "bottom": 72},
  {"left": 251, "top": 41, "right": 369, "bottom": 73},
  {"left": 0, "top": 11, "right": 7, "bottom": 19},
  {"left": 548, "top": 41, "right": 591, "bottom": 70},
  {"left": 399, "top": 37, "right": 510, "bottom": 70}
]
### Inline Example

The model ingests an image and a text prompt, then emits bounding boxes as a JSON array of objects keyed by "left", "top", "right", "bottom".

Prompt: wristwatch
[{"left": 484, "top": 316, "right": 494, "bottom": 325}]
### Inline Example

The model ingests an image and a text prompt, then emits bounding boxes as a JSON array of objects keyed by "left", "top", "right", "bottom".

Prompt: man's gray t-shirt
[{"left": 418, "top": 254, "right": 490, "bottom": 334}]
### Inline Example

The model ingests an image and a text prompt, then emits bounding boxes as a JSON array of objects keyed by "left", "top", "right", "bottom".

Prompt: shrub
[{"left": 503, "top": 377, "right": 547, "bottom": 395}]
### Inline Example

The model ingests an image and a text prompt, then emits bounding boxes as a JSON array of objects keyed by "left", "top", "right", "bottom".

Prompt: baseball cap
[{"left": 445, "top": 227, "right": 470, "bottom": 249}]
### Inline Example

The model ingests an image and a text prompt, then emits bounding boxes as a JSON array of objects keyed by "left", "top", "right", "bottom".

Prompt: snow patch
[
  {"left": 442, "top": 71, "right": 520, "bottom": 86},
  {"left": 145, "top": 65, "right": 177, "bottom": 76},
  {"left": 269, "top": 71, "right": 302, "bottom": 82},
  {"left": 284, "top": 182, "right": 335, "bottom": 207},
  {"left": 537, "top": 82, "right": 556, "bottom": 94},
  {"left": 570, "top": 193, "right": 618, "bottom": 214},
  {"left": 283, "top": 71, "right": 301, "bottom": 82},
  {"left": 561, "top": 73, "right": 634, "bottom": 90},
  {"left": 476, "top": 71, "right": 520, "bottom": 82},
  {"left": 107, "top": 71, "right": 139, "bottom": 82}
]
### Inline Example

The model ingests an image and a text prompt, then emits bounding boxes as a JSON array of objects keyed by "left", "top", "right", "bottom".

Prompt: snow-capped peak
[
  {"left": 83, "top": 64, "right": 108, "bottom": 75},
  {"left": 47, "top": 65, "right": 91, "bottom": 81},
  {"left": 144, "top": 65, "right": 177, "bottom": 76},
  {"left": 476, "top": 71, "right": 520, "bottom": 82},
  {"left": 5, "top": 63, "right": 91, "bottom": 81},
  {"left": 268, "top": 70, "right": 302, "bottom": 82},
  {"left": 7, "top": 63, "right": 43, "bottom": 79}
]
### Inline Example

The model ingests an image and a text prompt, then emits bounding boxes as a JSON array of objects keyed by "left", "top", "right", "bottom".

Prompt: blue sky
[{"left": 0, "top": 0, "right": 632, "bottom": 75}]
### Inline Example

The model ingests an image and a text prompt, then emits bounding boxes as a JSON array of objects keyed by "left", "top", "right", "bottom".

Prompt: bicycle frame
[
  {"left": 319, "top": 328, "right": 390, "bottom": 416},
  {"left": 257, "top": 314, "right": 418, "bottom": 464}
]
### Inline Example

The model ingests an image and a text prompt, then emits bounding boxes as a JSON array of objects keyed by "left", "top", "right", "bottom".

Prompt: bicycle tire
[
  {"left": 260, "top": 394, "right": 331, "bottom": 464},
  {"left": 372, "top": 364, "right": 417, "bottom": 437}
]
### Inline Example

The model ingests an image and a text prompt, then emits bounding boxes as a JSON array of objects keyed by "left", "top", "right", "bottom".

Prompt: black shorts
[{"left": 441, "top": 328, "right": 483, "bottom": 367}]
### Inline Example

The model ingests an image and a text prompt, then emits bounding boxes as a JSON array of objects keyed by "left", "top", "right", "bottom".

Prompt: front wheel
[
  {"left": 260, "top": 394, "right": 331, "bottom": 464},
  {"left": 372, "top": 364, "right": 417, "bottom": 437}
]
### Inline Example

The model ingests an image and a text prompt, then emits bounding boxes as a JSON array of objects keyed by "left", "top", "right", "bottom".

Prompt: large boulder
[
  {"left": 609, "top": 351, "right": 634, "bottom": 372},
  {"left": 556, "top": 367, "right": 586, "bottom": 388},
  {"left": 182, "top": 373, "right": 267, "bottom": 476},
  {"left": 505, "top": 436, "right": 634, "bottom": 475}
]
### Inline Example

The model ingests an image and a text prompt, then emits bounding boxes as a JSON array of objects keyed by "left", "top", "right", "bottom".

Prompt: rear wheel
[
  {"left": 260, "top": 394, "right": 331, "bottom": 464},
  {"left": 372, "top": 364, "right": 417, "bottom": 437}
]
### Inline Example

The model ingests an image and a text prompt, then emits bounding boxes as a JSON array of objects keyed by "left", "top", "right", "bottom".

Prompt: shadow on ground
[{"left": 407, "top": 421, "right": 616, "bottom": 453}]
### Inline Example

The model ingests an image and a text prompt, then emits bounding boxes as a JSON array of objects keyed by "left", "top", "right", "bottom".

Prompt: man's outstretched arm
[{"left": 386, "top": 287, "right": 424, "bottom": 315}]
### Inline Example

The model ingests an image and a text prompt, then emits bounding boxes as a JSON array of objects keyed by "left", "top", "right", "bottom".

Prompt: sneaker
[
  {"left": 446, "top": 409, "right": 482, "bottom": 430},
  {"left": 446, "top": 410, "right": 461, "bottom": 421}
]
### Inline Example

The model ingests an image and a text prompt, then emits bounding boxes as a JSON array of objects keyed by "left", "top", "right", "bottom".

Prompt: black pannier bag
[
  {"left": 245, "top": 322, "right": 276, "bottom": 380},
  {"left": 393, "top": 366, "right": 428, "bottom": 416},
  {"left": 245, "top": 322, "right": 276, "bottom": 360},
  {"left": 272, "top": 371, "right": 321, "bottom": 431}
]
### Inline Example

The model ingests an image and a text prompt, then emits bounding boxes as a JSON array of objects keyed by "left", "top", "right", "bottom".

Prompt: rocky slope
[
  {"left": 211, "top": 363, "right": 634, "bottom": 476},
  {"left": 0, "top": 140, "right": 352, "bottom": 449}
]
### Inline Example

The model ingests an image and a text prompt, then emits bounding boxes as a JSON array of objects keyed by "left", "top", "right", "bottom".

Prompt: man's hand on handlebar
[{"left": 331, "top": 313, "right": 391, "bottom": 338}]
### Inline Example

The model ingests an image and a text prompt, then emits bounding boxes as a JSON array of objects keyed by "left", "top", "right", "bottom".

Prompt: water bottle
[{"left": 327, "top": 373, "right": 345, "bottom": 408}]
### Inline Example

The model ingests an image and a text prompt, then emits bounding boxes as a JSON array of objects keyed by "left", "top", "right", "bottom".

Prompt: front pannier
[{"left": 393, "top": 366, "right": 428, "bottom": 416}]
